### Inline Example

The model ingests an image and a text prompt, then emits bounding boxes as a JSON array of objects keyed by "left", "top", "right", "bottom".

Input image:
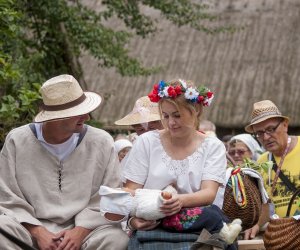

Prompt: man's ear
[{"left": 282, "top": 119, "right": 289, "bottom": 132}]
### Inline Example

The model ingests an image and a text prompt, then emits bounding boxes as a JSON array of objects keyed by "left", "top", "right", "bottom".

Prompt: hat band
[
  {"left": 41, "top": 94, "right": 86, "bottom": 111},
  {"left": 251, "top": 111, "right": 281, "bottom": 123}
]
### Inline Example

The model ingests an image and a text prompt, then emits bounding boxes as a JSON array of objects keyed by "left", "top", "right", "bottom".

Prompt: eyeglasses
[
  {"left": 253, "top": 120, "right": 282, "bottom": 139},
  {"left": 228, "top": 149, "right": 249, "bottom": 156}
]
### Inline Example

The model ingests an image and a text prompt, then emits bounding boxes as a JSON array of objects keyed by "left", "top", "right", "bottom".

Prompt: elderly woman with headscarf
[{"left": 228, "top": 134, "right": 263, "bottom": 165}]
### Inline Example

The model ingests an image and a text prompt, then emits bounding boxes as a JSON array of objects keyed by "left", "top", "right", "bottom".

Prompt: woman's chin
[
  {"left": 235, "top": 160, "right": 243, "bottom": 166},
  {"left": 169, "top": 128, "right": 181, "bottom": 136}
]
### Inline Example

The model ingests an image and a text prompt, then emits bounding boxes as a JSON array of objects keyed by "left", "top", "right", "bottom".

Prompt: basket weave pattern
[
  {"left": 263, "top": 188, "right": 300, "bottom": 250},
  {"left": 263, "top": 217, "right": 300, "bottom": 250},
  {"left": 222, "top": 175, "right": 262, "bottom": 230}
]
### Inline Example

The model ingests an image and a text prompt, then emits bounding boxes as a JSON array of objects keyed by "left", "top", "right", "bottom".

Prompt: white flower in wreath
[
  {"left": 158, "top": 90, "right": 165, "bottom": 98},
  {"left": 203, "top": 94, "right": 214, "bottom": 106},
  {"left": 179, "top": 79, "right": 187, "bottom": 89},
  {"left": 184, "top": 87, "right": 199, "bottom": 100},
  {"left": 163, "top": 86, "right": 170, "bottom": 97}
]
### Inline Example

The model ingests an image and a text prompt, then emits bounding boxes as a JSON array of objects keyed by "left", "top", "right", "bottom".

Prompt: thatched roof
[{"left": 80, "top": 0, "right": 300, "bottom": 132}]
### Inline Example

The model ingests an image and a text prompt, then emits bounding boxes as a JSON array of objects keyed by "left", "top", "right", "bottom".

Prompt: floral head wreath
[{"left": 148, "top": 79, "right": 214, "bottom": 106}]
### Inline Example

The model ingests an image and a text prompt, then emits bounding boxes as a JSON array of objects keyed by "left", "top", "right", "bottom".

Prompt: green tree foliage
[
  {"left": 0, "top": 0, "right": 230, "bottom": 146},
  {"left": 0, "top": 0, "right": 43, "bottom": 145}
]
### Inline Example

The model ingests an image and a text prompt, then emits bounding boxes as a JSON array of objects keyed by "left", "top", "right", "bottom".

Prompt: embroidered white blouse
[{"left": 122, "top": 130, "right": 227, "bottom": 208}]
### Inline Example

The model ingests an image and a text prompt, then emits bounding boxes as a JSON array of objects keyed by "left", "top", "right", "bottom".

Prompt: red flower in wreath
[
  {"left": 174, "top": 85, "right": 182, "bottom": 95},
  {"left": 207, "top": 91, "right": 213, "bottom": 98},
  {"left": 148, "top": 93, "right": 160, "bottom": 102},
  {"left": 197, "top": 95, "right": 204, "bottom": 103},
  {"left": 167, "top": 86, "right": 177, "bottom": 98}
]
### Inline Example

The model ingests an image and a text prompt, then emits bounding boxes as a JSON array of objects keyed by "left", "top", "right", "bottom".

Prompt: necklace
[{"left": 271, "top": 136, "right": 291, "bottom": 196}]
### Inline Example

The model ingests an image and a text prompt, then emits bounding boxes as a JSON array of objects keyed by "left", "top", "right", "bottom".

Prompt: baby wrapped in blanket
[
  {"left": 99, "top": 185, "right": 177, "bottom": 222},
  {"left": 99, "top": 185, "right": 242, "bottom": 245}
]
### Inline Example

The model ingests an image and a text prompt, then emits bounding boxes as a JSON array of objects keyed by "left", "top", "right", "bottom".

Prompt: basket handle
[{"left": 286, "top": 188, "right": 300, "bottom": 217}]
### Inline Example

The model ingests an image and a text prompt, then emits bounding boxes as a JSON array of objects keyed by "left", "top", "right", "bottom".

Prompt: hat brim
[
  {"left": 34, "top": 92, "right": 102, "bottom": 123},
  {"left": 114, "top": 113, "right": 161, "bottom": 126},
  {"left": 245, "top": 115, "right": 289, "bottom": 133}
]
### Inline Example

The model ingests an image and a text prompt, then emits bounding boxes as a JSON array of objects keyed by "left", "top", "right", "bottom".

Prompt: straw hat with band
[
  {"left": 34, "top": 74, "right": 102, "bottom": 123},
  {"left": 114, "top": 96, "right": 160, "bottom": 126},
  {"left": 245, "top": 100, "right": 289, "bottom": 133}
]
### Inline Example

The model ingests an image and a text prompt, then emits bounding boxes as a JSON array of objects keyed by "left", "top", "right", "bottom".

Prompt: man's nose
[{"left": 262, "top": 132, "right": 271, "bottom": 140}]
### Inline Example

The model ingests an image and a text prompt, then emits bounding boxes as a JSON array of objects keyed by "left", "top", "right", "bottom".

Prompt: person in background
[
  {"left": 115, "top": 96, "right": 164, "bottom": 168},
  {"left": 228, "top": 134, "right": 262, "bottom": 165},
  {"left": 222, "top": 134, "right": 234, "bottom": 151},
  {"left": 115, "top": 96, "right": 163, "bottom": 136},
  {"left": 115, "top": 139, "right": 133, "bottom": 162},
  {"left": 0, "top": 75, "right": 128, "bottom": 250},
  {"left": 122, "top": 79, "right": 241, "bottom": 249},
  {"left": 244, "top": 100, "right": 300, "bottom": 240},
  {"left": 199, "top": 119, "right": 217, "bottom": 137}
]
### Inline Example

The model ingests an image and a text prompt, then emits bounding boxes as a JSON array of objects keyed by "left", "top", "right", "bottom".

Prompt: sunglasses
[{"left": 228, "top": 149, "right": 249, "bottom": 156}]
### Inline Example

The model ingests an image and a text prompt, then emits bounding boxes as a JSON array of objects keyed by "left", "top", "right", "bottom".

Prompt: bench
[{"left": 238, "top": 239, "right": 265, "bottom": 250}]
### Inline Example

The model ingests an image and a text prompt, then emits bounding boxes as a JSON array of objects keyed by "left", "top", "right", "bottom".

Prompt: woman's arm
[{"left": 182, "top": 180, "right": 220, "bottom": 207}]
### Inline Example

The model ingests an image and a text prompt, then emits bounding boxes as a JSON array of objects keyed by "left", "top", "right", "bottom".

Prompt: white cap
[{"left": 114, "top": 139, "right": 133, "bottom": 154}]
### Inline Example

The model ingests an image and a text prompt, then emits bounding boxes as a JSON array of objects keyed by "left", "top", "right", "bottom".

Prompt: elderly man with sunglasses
[{"left": 243, "top": 100, "right": 300, "bottom": 240}]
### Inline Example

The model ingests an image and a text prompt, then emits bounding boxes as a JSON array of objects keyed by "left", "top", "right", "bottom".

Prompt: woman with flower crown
[{"left": 122, "top": 79, "right": 242, "bottom": 249}]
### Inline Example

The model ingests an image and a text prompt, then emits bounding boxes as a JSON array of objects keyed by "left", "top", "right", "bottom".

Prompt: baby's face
[{"left": 118, "top": 147, "right": 131, "bottom": 162}]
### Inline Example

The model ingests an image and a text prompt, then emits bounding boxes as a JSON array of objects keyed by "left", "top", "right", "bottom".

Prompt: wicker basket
[
  {"left": 263, "top": 217, "right": 300, "bottom": 250},
  {"left": 263, "top": 188, "right": 300, "bottom": 250},
  {"left": 222, "top": 174, "right": 262, "bottom": 230}
]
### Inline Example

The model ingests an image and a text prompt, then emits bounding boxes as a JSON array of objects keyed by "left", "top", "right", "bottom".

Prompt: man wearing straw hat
[
  {"left": 115, "top": 96, "right": 163, "bottom": 136},
  {"left": 244, "top": 100, "right": 300, "bottom": 240},
  {"left": 0, "top": 75, "right": 128, "bottom": 249}
]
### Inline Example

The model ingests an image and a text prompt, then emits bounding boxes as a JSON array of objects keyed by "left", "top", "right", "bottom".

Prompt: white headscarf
[
  {"left": 230, "top": 134, "right": 262, "bottom": 161},
  {"left": 114, "top": 139, "right": 133, "bottom": 154}
]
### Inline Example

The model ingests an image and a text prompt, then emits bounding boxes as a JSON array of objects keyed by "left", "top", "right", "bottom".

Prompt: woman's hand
[
  {"left": 129, "top": 217, "right": 159, "bottom": 231},
  {"left": 160, "top": 194, "right": 183, "bottom": 216}
]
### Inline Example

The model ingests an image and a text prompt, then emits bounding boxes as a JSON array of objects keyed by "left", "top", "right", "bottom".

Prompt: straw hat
[
  {"left": 245, "top": 100, "right": 289, "bottom": 133},
  {"left": 115, "top": 96, "right": 160, "bottom": 126},
  {"left": 34, "top": 74, "right": 101, "bottom": 122}
]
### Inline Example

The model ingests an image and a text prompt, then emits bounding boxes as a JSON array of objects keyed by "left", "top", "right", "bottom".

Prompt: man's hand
[
  {"left": 244, "top": 203, "right": 270, "bottom": 240},
  {"left": 53, "top": 226, "right": 91, "bottom": 250},
  {"left": 23, "top": 224, "right": 59, "bottom": 250},
  {"left": 130, "top": 217, "right": 160, "bottom": 231},
  {"left": 244, "top": 224, "right": 260, "bottom": 240}
]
